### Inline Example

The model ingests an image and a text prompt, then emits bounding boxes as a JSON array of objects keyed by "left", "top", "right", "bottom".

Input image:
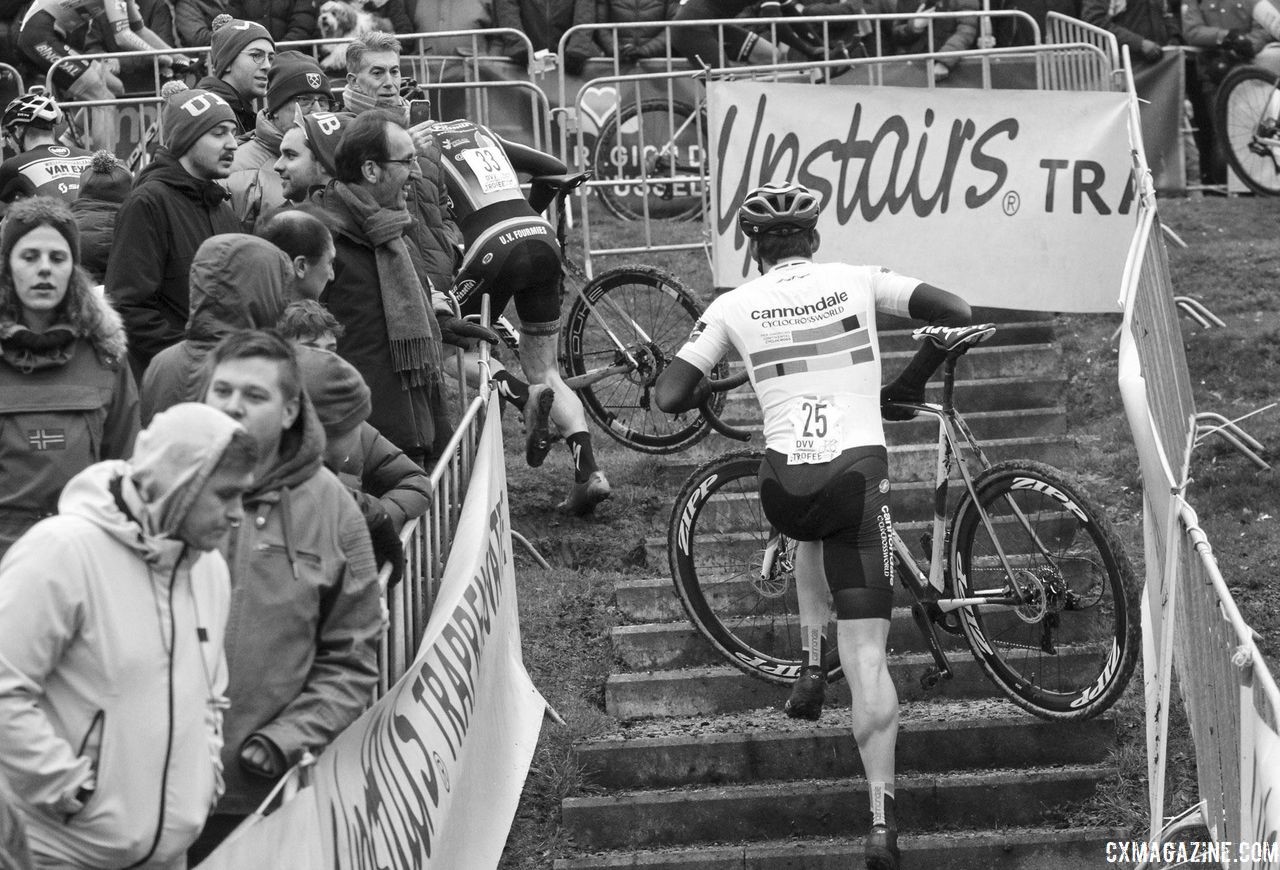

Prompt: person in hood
[
  {"left": 0, "top": 402, "right": 259, "bottom": 870},
  {"left": 0, "top": 197, "right": 140, "bottom": 559},
  {"left": 139, "top": 233, "right": 291, "bottom": 425},
  {"left": 194, "top": 15, "right": 275, "bottom": 135},
  {"left": 105, "top": 84, "right": 240, "bottom": 375},
  {"left": 226, "top": 50, "right": 333, "bottom": 234},
  {"left": 69, "top": 150, "right": 133, "bottom": 286},
  {"left": 188, "top": 329, "right": 380, "bottom": 861}
]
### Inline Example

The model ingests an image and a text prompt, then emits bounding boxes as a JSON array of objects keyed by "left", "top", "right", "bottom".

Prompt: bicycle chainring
[{"left": 1012, "top": 569, "right": 1048, "bottom": 623}]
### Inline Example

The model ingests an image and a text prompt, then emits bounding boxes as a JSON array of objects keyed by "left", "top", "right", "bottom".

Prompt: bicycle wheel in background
[
  {"left": 591, "top": 99, "right": 706, "bottom": 221},
  {"left": 563, "top": 265, "right": 723, "bottom": 454},
  {"left": 1214, "top": 65, "right": 1280, "bottom": 195},
  {"left": 949, "top": 461, "right": 1139, "bottom": 720},
  {"left": 669, "top": 451, "right": 843, "bottom": 686}
]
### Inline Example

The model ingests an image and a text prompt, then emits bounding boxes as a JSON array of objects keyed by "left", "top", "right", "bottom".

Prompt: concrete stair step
[
  {"left": 574, "top": 700, "right": 1116, "bottom": 789},
  {"left": 560, "top": 764, "right": 1114, "bottom": 850},
  {"left": 604, "top": 646, "right": 1109, "bottom": 720},
  {"left": 552, "top": 826, "right": 1128, "bottom": 869}
]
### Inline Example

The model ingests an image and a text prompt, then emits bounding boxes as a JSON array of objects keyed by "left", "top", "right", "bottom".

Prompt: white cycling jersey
[{"left": 676, "top": 258, "right": 919, "bottom": 463}]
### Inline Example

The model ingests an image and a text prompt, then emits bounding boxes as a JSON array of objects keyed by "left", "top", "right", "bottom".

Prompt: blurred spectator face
[
  {"left": 183, "top": 121, "right": 239, "bottom": 180},
  {"left": 10, "top": 225, "right": 72, "bottom": 330},
  {"left": 274, "top": 93, "right": 333, "bottom": 133},
  {"left": 301, "top": 329, "right": 338, "bottom": 353},
  {"left": 294, "top": 240, "right": 336, "bottom": 300},
  {"left": 226, "top": 39, "right": 276, "bottom": 99},
  {"left": 347, "top": 50, "right": 401, "bottom": 105},
  {"left": 274, "top": 127, "right": 328, "bottom": 200},
  {"left": 204, "top": 357, "right": 300, "bottom": 464},
  {"left": 367, "top": 123, "right": 418, "bottom": 209},
  {"left": 176, "top": 462, "right": 252, "bottom": 550},
  {"left": 322, "top": 424, "right": 360, "bottom": 470}
]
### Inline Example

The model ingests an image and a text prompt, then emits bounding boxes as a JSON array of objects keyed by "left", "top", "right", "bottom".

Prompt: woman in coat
[{"left": 0, "top": 196, "right": 140, "bottom": 558}]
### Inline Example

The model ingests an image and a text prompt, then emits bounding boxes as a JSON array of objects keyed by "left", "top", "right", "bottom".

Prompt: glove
[
  {"left": 239, "top": 734, "right": 286, "bottom": 779},
  {"left": 931, "top": 60, "right": 950, "bottom": 80},
  {"left": 365, "top": 501, "right": 406, "bottom": 588},
  {"left": 437, "top": 313, "right": 501, "bottom": 348},
  {"left": 1140, "top": 39, "right": 1163, "bottom": 62},
  {"left": 509, "top": 48, "right": 530, "bottom": 68},
  {"left": 564, "top": 50, "right": 589, "bottom": 77},
  {"left": 1223, "top": 28, "right": 1256, "bottom": 59}
]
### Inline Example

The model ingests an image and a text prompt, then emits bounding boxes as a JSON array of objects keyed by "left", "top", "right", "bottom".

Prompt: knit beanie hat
[
  {"left": 296, "top": 345, "right": 372, "bottom": 438},
  {"left": 209, "top": 14, "right": 274, "bottom": 79},
  {"left": 77, "top": 150, "right": 132, "bottom": 204},
  {"left": 267, "top": 51, "right": 332, "bottom": 115},
  {"left": 0, "top": 196, "right": 80, "bottom": 266},
  {"left": 161, "top": 85, "right": 237, "bottom": 157},
  {"left": 300, "top": 111, "right": 355, "bottom": 177}
]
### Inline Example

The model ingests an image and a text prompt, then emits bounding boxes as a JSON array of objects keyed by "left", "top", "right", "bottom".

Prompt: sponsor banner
[
  {"left": 1132, "top": 50, "right": 1187, "bottom": 195},
  {"left": 1240, "top": 683, "right": 1280, "bottom": 868},
  {"left": 312, "top": 402, "right": 545, "bottom": 869},
  {"left": 706, "top": 79, "right": 1136, "bottom": 312},
  {"left": 196, "top": 782, "right": 325, "bottom": 869}
]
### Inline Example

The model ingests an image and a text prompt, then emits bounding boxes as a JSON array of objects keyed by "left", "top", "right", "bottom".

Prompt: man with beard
[
  {"left": 273, "top": 109, "right": 353, "bottom": 205},
  {"left": 105, "top": 85, "right": 240, "bottom": 374}
]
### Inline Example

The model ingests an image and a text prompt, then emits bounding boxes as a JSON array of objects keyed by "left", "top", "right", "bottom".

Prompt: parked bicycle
[
  {"left": 1214, "top": 63, "right": 1280, "bottom": 194},
  {"left": 667, "top": 325, "right": 1139, "bottom": 720},
  {"left": 477, "top": 170, "right": 728, "bottom": 453}
]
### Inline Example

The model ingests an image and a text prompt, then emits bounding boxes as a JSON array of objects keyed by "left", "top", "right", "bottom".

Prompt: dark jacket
[
  {"left": 594, "top": 0, "right": 676, "bottom": 58},
  {"left": 69, "top": 196, "right": 120, "bottom": 285},
  {"left": 218, "top": 394, "right": 380, "bottom": 814},
  {"left": 195, "top": 75, "right": 258, "bottom": 135},
  {"left": 336, "top": 421, "right": 430, "bottom": 533},
  {"left": 104, "top": 148, "right": 239, "bottom": 372},
  {"left": 364, "top": 0, "right": 413, "bottom": 33},
  {"left": 228, "top": 0, "right": 317, "bottom": 40},
  {"left": 140, "top": 234, "right": 292, "bottom": 424},
  {"left": 890, "top": 0, "right": 979, "bottom": 69},
  {"left": 174, "top": 0, "right": 218, "bottom": 47},
  {"left": 1082, "top": 0, "right": 1180, "bottom": 55},
  {"left": 0, "top": 290, "right": 139, "bottom": 558},
  {"left": 491, "top": 0, "right": 602, "bottom": 60}
]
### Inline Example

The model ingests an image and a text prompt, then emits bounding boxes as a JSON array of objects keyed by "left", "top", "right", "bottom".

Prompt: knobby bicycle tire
[
  {"left": 563, "top": 265, "right": 722, "bottom": 454},
  {"left": 1214, "top": 65, "right": 1280, "bottom": 196},
  {"left": 669, "top": 450, "right": 844, "bottom": 686},
  {"left": 591, "top": 99, "right": 707, "bottom": 222},
  {"left": 948, "top": 461, "right": 1139, "bottom": 720}
]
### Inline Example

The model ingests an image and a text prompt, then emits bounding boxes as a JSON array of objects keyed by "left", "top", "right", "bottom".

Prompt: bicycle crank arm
[
  {"left": 936, "top": 595, "right": 1020, "bottom": 612},
  {"left": 909, "top": 602, "right": 954, "bottom": 685}
]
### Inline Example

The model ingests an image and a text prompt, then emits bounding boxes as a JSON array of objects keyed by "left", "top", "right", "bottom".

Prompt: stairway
[{"left": 553, "top": 313, "right": 1128, "bottom": 869}]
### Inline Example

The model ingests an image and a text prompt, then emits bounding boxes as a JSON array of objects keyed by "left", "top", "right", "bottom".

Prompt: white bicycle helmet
[
  {"left": 3, "top": 91, "right": 63, "bottom": 133},
  {"left": 738, "top": 181, "right": 821, "bottom": 237}
]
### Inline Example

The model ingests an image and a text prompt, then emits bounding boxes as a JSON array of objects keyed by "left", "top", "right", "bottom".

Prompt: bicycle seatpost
[{"left": 940, "top": 353, "right": 960, "bottom": 412}]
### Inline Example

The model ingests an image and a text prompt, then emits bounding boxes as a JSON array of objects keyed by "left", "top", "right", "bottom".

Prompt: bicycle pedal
[{"left": 918, "top": 666, "right": 950, "bottom": 691}]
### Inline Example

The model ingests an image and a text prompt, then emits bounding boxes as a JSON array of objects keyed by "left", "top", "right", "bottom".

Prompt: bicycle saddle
[
  {"left": 913, "top": 323, "right": 997, "bottom": 352},
  {"left": 529, "top": 171, "right": 591, "bottom": 213}
]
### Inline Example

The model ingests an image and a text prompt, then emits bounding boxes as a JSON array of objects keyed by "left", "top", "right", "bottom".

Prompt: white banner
[
  {"left": 707, "top": 81, "right": 1137, "bottom": 313},
  {"left": 314, "top": 402, "right": 545, "bottom": 869},
  {"left": 1240, "top": 684, "right": 1280, "bottom": 869}
]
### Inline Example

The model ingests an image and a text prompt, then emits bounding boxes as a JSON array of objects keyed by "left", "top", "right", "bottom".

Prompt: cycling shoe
[
  {"left": 557, "top": 471, "right": 611, "bottom": 516},
  {"left": 783, "top": 665, "right": 825, "bottom": 720}
]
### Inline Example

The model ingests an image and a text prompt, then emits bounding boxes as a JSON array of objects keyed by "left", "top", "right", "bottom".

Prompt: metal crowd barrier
[{"left": 1044, "top": 11, "right": 1120, "bottom": 90}]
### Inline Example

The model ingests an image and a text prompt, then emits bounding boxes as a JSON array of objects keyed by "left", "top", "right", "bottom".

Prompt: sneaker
[
  {"left": 557, "top": 471, "right": 611, "bottom": 516},
  {"left": 783, "top": 664, "right": 825, "bottom": 720},
  {"left": 524, "top": 385, "right": 556, "bottom": 467},
  {"left": 865, "top": 824, "right": 900, "bottom": 870}
]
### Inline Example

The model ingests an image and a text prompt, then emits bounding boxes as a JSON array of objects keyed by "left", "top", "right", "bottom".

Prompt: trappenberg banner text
[
  {"left": 312, "top": 404, "right": 546, "bottom": 870},
  {"left": 707, "top": 81, "right": 1136, "bottom": 313}
]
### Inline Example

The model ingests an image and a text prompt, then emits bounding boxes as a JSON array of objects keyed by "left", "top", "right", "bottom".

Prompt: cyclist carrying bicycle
[
  {"left": 654, "top": 181, "right": 973, "bottom": 870},
  {"left": 414, "top": 114, "right": 612, "bottom": 516}
]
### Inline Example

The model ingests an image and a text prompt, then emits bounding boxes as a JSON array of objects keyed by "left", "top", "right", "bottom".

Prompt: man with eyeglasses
[
  {"left": 194, "top": 14, "right": 275, "bottom": 134},
  {"left": 226, "top": 50, "right": 334, "bottom": 233}
]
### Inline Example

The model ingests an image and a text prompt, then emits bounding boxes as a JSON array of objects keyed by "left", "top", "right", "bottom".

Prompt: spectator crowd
[{"left": 0, "top": 0, "right": 1273, "bottom": 863}]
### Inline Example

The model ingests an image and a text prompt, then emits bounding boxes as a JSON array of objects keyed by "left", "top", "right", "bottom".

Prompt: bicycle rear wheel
[
  {"left": 669, "top": 451, "right": 843, "bottom": 685},
  {"left": 592, "top": 99, "right": 706, "bottom": 221},
  {"left": 949, "top": 461, "right": 1139, "bottom": 720},
  {"left": 1214, "top": 65, "right": 1280, "bottom": 195},
  {"left": 563, "top": 265, "right": 722, "bottom": 454}
]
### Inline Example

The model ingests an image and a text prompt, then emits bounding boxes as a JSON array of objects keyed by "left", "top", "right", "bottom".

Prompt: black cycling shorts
[
  {"left": 671, "top": 0, "right": 761, "bottom": 67},
  {"left": 18, "top": 11, "right": 91, "bottom": 91},
  {"left": 757, "top": 445, "right": 894, "bottom": 620},
  {"left": 454, "top": 214, "right": 562, "bottom": 327}
]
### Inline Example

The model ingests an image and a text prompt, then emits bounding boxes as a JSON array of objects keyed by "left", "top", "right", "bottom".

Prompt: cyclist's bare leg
[
  {"left": 518, "top": 328, "right": 589, "bottom": 438},
  {"left": 837, "top": 616, "right": 898, "bottom": 790}
]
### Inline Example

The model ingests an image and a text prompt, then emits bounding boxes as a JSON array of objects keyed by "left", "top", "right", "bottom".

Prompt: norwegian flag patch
[{"left": 27, "top": 428, "right": 66, "bottom": 451}]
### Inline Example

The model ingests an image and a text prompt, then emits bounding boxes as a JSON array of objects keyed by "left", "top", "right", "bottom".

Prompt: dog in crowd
[{"left": 318, "top": 0, "right": 393, "bottom": 71}]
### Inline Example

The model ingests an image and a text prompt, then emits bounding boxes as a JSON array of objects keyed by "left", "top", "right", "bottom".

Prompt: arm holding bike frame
[{"left": 878, "top": 283, "right": 971, "bottom": 420}]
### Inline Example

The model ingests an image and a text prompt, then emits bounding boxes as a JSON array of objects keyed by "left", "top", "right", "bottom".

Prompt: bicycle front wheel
[
  {"left": 669, "top": 451, "right": 843, "bottom": 686},
  {"left": 564, "top": 265, "right": 721, "bottom": 454},
  {"left": 592, "top": 99, "right": 706, "bottom": 221},
  {"left": 949, "top": 461, "right": 1139, "bottom": 720},
  {"left": 1215, "top": 65, "right": 1280, "bottom": 195}
]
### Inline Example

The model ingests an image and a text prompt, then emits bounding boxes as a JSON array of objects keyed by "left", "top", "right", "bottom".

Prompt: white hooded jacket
[{"left": 0, "top": 403, "right": 244, "bottom": 869}]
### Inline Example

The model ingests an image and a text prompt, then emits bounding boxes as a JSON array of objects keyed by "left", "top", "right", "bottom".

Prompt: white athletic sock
[{"left": 803, "top": 625, "right": 824, "bottom": 668}]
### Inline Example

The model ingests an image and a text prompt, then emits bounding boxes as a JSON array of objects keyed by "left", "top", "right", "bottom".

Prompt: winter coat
[
  {"left": 889, "top": 0, "right": 979, "bottom": 68},
  {"left": 70, "top": 196, "right": 120, "bottom": 285},
  {"left": 217, "top": 393, "right": 380, "bottom": 814},
  {"left": 491, "top": 0, "right": 603, "bottom": 60},
  {"left": 0, "top": 292, "right": 139, "bottom": 558},
  {"left": 1082, "top": 0, "right": 1180, "bottom": 55},
  {"left": 335, "top": 421, "right": 430, "bottom": 533},
  {"left": 227, "top": 0, "right": 317, "bottom": 41},
  {"left": 104, "top": 148, "right": 239, "bottom": 372},
  {"left": 0, "top": 773, "right": 32, "bottom": 870},
  {"left": 364, "top": 0, "right": 413, "bottom": 34},
  {"left": 1182, "top": 0, "right": 1269, "bottom": 51},
  {"left": 174, "top": 0, "right": 219, "bottom": 47},
  {"left": 195, "top": 76, "right": 258, "bottom": 136},
  {"left": 225, "top": 111, "right": 287, "bottom": 234},
  {"left": 410, "top": 0, "right": 492, "bottom": 50},
  {"left": 140, "top": 234, "right": 292, "bottom": 425},
  {"left": 0, "top": 405, "right": 239, "bottom": 868},
  {"left": 594, "top": 0, "right": 677, "bottom": 59}
]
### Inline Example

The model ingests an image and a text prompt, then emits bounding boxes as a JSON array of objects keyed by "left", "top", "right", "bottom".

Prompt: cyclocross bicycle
[
  {"left": 1214, "top": 63, "right": 1280, "bottom": 195},
  {"left": 667, "top": 324, "right": 1140, "bottom": 720},
  {"left": 478, "top": 170, "right": 727, "bottom": 453}
]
